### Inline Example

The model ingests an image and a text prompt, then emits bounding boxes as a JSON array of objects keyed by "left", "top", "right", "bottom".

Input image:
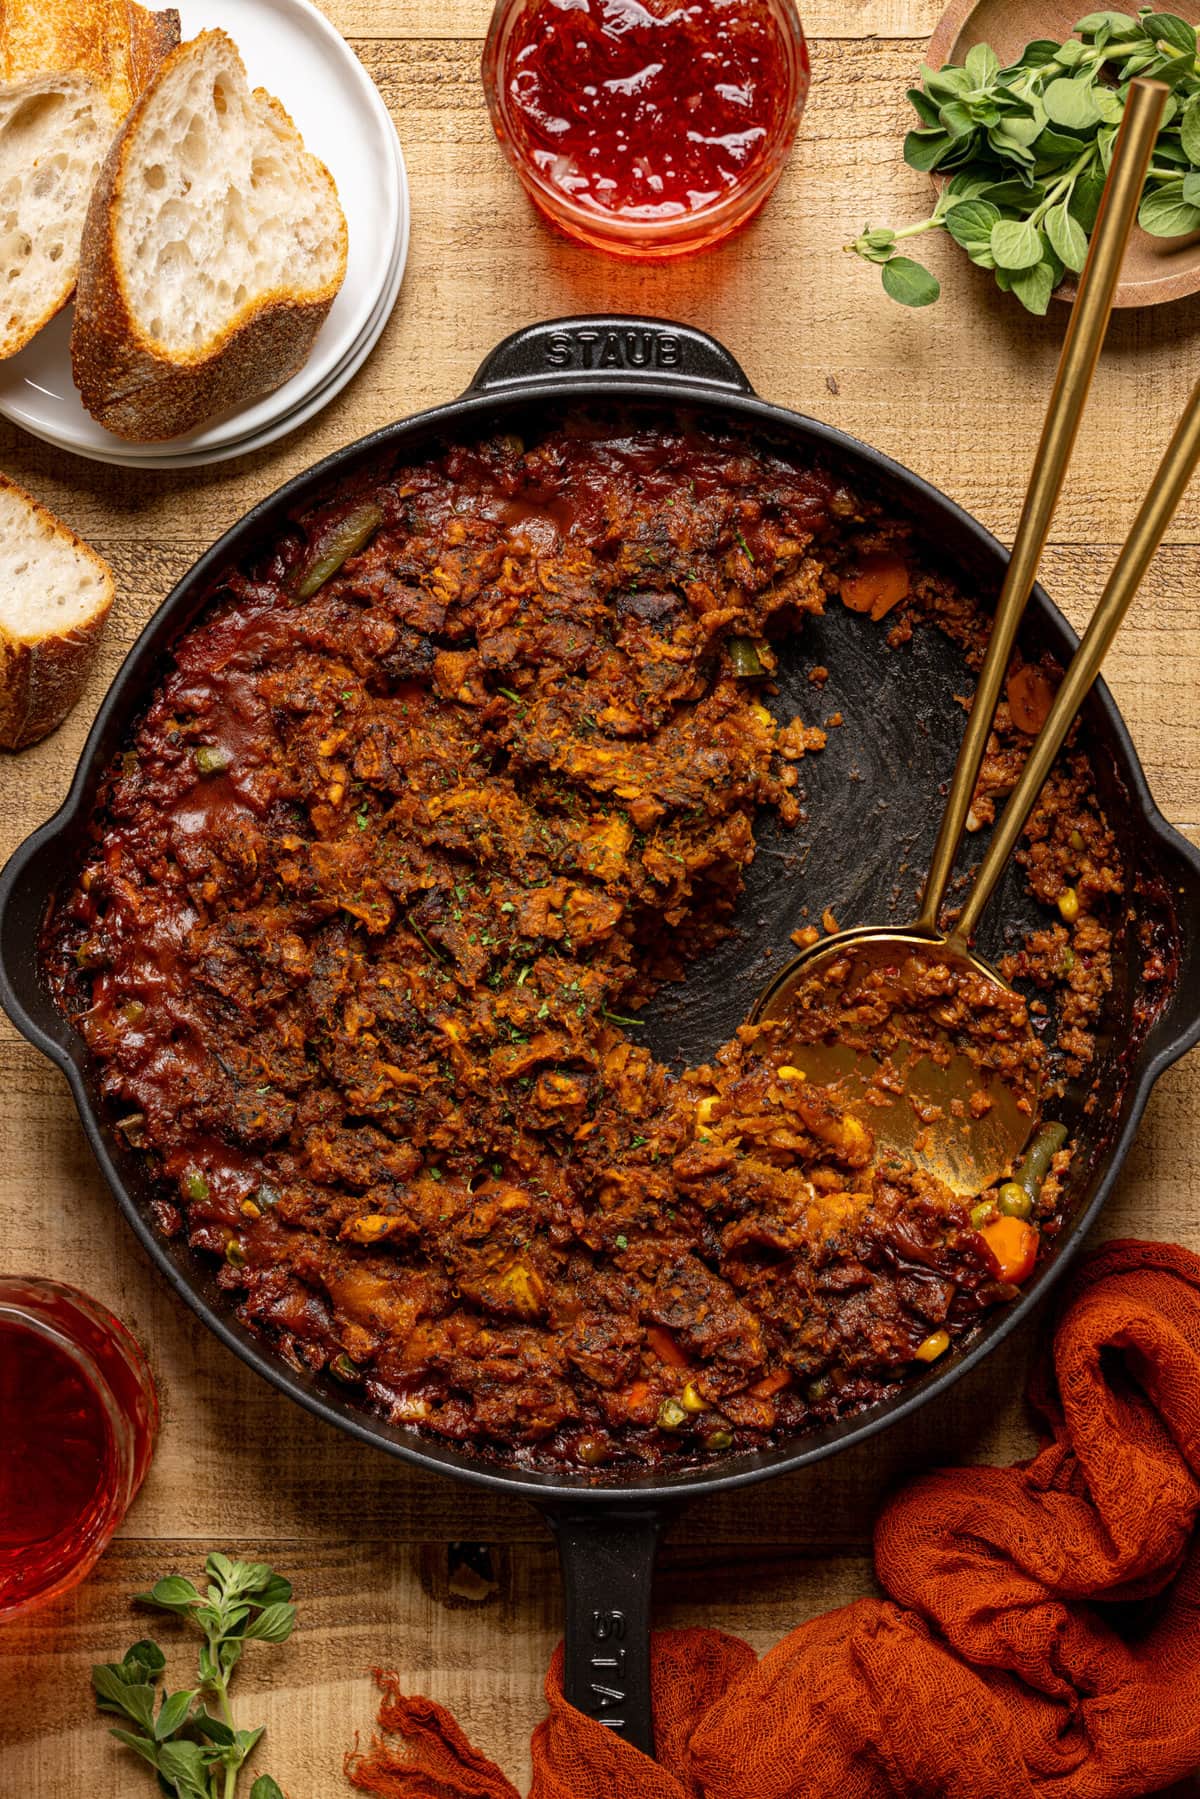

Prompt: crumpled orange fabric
[{"left": 345, "top": 1239, "right": 1200, "bottom": 1799}]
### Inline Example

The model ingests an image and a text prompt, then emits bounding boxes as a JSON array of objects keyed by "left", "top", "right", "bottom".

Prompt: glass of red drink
[
  {"left": 0, "top": 1277, "right": 157, "bottom": 1619},
  {"left": 482, "top": 0, "right": 810, "bottom": 258}
]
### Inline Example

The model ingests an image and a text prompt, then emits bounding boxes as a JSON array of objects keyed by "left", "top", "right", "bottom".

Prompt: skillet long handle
[{"left": 546, "top": 1506, "right": 671, "bottom": 1757}]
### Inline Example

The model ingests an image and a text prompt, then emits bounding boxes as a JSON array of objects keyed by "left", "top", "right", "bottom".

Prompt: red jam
[{"left": 483, "top": 0, "right": 809, "bottom": 257}]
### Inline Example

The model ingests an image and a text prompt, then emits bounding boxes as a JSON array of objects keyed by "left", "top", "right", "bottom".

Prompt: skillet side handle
[
  {"left": 466, "top": 316, "right": 754, "bottom": 397},
  {"left": 546, "top": 1505, "right": 671, "bottom": 1758}
]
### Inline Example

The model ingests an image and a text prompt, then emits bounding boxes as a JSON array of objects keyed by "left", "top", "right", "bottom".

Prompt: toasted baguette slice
[
  {"left": 0, "top": 0, "right": 181, "bottom": 122},
  {"left": 0, "top": 474, "right": 114, "bottom": 750},
  {"left": 0, "top": 2, "right": 179, "bottom": 359},
  {"left": 71, "top": 29, "right": 349, "bottom": 441},
  {"left": 0, "top": 74, "right": 118, "bottom": 358}
]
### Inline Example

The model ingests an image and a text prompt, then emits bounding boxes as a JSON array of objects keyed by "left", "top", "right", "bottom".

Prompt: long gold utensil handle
[
  {"left": 953, "top": 376, "right": 1200, "bottom": 943},
  {"left": 915, "top": 77, "right": 1167, "bottom": 934}
]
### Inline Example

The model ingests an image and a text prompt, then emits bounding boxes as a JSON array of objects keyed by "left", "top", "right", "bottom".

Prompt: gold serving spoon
[{"left": 752, "top": 79, "right": 1200, "bottom": 1196}]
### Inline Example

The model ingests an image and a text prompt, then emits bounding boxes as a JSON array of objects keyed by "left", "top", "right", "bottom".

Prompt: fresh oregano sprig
[
  {"left": 91, "top": 1554, "right": 295, "bottom": 1799},
  {"left": 851, "top": 8, "right": 1200, "bottom": 312}
]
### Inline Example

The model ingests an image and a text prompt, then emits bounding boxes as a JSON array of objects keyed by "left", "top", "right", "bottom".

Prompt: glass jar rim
[{"left": 482, "top": 0, "right": 809, "bottom": 246}]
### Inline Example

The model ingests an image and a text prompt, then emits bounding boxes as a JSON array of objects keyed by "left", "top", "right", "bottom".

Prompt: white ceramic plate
[{"left": 0, "top": 0, "right": 407, "bottom": 465}]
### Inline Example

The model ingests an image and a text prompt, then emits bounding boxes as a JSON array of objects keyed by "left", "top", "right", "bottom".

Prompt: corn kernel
[
  {"left": 914, "top": 1329, "right": 950, "bottom": 1363},
  {"left": 240, "top": 1199, "right": 262, "bottom": 1220},
  {"left": 751, "top": 704, "right": 773, "bottom": 727},
  {"left": 776, "top": 1065, "right": 806, "bottom": 1083},
  {"left": 1057, "top": 886, "right": 1080, "bottom": 923}
]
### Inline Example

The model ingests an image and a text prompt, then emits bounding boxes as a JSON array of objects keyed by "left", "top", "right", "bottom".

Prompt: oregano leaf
[
  {"left": 1012, "top": 258, "right": 1058, "bottom": 314},
  {"left": 1143, "top": 12, "right": 1197, "bottom": 55},
  {"left": 1139, "top": 179, "right": 1200, "bottom": 235},
  {"left": 990, "top": 216, "right": 1045, "bottom": 269},
  {"left": 1043, "top": 77, "right": 1103, "bottom": 130},
  {"left": 242, "top": 1602, "right": 296, "bottom": 1644},
  {"left": 944, "top": 198, "right": 1001, "bottom": 251},
  {"left": 1045, "top": 201, "right": 1089, "bottom": 272},
  {"left": 904, "top": 127, "right": 955, "bottom": 171},
  {"left": 965, "top": 41, "right": 1000, "bottom": 85},
  {"left": 134, "top": 1576, "right": 200, "bottom": 1616},
  {"left": 1182, "top": 96, "right": 1200, "bottom": 162},
  {"left": 880, "top": 257, "right": 941, "bottom": 306}
]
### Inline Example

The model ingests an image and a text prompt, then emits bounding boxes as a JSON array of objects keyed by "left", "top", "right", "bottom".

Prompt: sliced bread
[
  {"left": 0, "top": 474, "right": 114, "bottom": 750},
  {"left": 0, "top": 0, "right": 181, "bottom": 122},
  {"left": 0, "top": 1, "right": 180, "bottom": 360},
  {"left": 71, "top": 28, "right": 349, "bottom": 441},
  {"left": 0, "top": 74, "right": 118, "bottom": 358}
]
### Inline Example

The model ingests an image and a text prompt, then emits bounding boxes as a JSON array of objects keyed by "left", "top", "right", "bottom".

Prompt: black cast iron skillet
[{"left": 3, "top": 316, "right": 1200, "bottom": 1757}]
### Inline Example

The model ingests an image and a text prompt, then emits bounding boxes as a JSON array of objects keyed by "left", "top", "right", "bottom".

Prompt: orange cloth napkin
[{"left": 345, "top": 1239, "right": 1200, "bottom": 1798}]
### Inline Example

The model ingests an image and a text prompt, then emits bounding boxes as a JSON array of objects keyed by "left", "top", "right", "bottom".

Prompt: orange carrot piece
[
  {"left": 839, "top": 551, "right": 910, "bottom": 621},
  {"left": 979, "top": 1216, "right": 1039, "bottom": 1285},
  {"left": 748, "top": 1368, "right": 792, "bottom": 1398},
  {"left": 646, "top": 1325, "right": 689, "bottom": 1368},
  {"left": 1006, "top": 664, "right": 1056, "bottom": 735}
]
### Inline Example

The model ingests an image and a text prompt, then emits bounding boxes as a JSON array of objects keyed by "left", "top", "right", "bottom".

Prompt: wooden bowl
[{"left": 926, "top": 0, "right": 1200, "bottom": 307}]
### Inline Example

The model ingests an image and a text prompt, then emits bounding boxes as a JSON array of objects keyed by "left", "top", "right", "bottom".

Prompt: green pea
[
  {"left": 657, "top": 1398, "right": 688, "bottom": 1431},
  {"left": 997, "top": 1182, "right": 1033, "bottom": 1220},
  {"left": 194, "top": 744, "right": 232, "bottom": 777}
]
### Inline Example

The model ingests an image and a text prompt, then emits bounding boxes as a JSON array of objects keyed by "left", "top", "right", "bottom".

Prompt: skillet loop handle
[
  {"left": 546, "top": 1505, "right": 670, "bottom": 1759},
  {"left": 467, "top": 316, "right": 754, "bottom": 397}
]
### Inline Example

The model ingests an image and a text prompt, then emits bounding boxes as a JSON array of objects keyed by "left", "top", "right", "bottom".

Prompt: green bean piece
[
  {"left": 182, "top": 1167, "right": 210, "bottom": 1203},
  {"left": 329, "top": 1353, "right": 362, "bottom": 1384},
  {"left": 1013, "top": 1121, "right": 1068, "bottom": 1201},
  {"left": 297, "top": 502, "right": 384, "bottom": 600},
  {"left": 705, "top": 1426, "right": 734, "bottom": 1451},
  {"left": 657, "top": 1397, "right": 688, "bottom": 1431},
  {"left": 728, "top": 635, "right": 765, "bottom": 677}
]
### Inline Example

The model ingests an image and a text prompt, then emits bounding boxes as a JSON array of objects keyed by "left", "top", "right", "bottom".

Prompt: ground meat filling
[{"left": 45, "top": 414, "right": 1121, "bottom": 1471}]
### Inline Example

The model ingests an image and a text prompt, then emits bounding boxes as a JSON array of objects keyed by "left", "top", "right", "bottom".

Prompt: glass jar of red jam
[
  {"left": 482, "top": 0, "right": 810, "bottom": 258},
  {"left": 0, "top": 1277, "right": 158, "bottom": 1619}
]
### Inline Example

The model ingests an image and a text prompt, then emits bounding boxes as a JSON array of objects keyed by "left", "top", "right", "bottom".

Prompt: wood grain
[{"left": 1, "top": 2, "right": 1198, "bottom": 1793}]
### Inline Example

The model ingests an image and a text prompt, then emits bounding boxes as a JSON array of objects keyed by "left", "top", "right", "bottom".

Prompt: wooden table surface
[{"left": 3, "top": 1, "right": 1199, "bottom": 1791}]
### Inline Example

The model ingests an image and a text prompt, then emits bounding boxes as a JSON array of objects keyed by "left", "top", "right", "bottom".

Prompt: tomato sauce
[{"left": 484, "top": 0, "right": 809, "bottom": 253}]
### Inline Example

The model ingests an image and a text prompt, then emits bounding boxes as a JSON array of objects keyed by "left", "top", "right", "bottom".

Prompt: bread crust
[
  {"left": 0, "top": 0, "right": 181, "bottom": 120},
  {"left": 71, "top": 31, "right": 349, "bottom": 442},
  {"left": 127, "top": 2, "right": 181, "bottom": 103},
  {"left": 0, "top": 473, "right": 114, "bottom": 751}
]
